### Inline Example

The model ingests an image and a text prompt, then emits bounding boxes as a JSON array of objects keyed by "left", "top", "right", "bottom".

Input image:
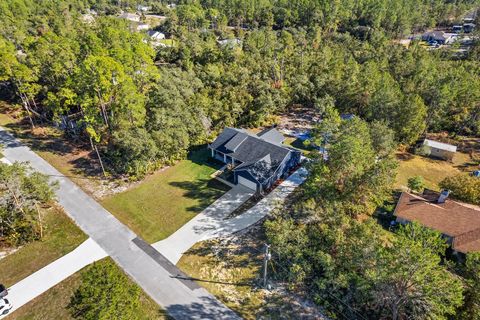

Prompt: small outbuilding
[{"left": 420, "top": 139, "right": 457, "bottom": 161}]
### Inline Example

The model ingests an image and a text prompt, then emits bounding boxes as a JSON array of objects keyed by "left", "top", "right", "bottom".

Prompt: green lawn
[
  {"left": 0, "top": 206, "right": 86, "bottom": 287},
  {"left": 8, "top": 258, "right": 168, "bottom": 320},
  {"left": 101, "top": 148, "right": 229, "bottom": 243},
  {"left": 283, "top": 137, "right": 314, "bottom": 155},
  {"left": 395, "top": 151, "right": 474, "bottom": 191}
]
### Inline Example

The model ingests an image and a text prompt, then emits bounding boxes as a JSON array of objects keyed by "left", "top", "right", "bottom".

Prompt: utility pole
[
  {"left": 94, "top": 144, "right": 107, "bottom": 177},
  {"left": 263, "top": 244, "right": 271, "bottom": 289}
]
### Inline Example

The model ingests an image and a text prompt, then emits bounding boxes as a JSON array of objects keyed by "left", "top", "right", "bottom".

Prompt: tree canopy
[
  {"left": 0, "top": 0, "right": 478, "bottom": 177},
  {"left": 0, "top": 161, "right": 57, "bottom": 246}
]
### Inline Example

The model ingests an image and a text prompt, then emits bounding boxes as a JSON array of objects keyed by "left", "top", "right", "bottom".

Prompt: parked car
[{"left": 0, "top": 298, "right": 12, "bottom": 315}]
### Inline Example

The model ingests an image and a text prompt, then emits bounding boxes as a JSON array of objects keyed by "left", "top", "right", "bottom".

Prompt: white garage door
[{"left": 238, "top": 176, "right": 257, "bottom": 191}]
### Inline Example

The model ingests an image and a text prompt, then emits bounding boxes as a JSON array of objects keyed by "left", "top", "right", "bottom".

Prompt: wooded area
[{"left": 0, "top": 0, "right": 479, "bottom": 177}]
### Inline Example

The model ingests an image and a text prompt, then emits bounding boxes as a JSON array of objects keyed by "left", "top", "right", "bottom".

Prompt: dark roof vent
[{"left": 438, "top": 189, "right": 450, "bottom": 204}]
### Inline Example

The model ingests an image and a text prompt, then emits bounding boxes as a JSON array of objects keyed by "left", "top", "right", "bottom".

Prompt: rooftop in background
[
  {"left": 394, "top": 190, "right": 480, "bottom": 253},
  {"left": 423, "top": 139, "right": 457, "bottom": 153},
  {"left": 257, "top": 127, "right": 286, "bottom": 145},
  {"left": 118, "top": 12, "right": 141, "bottom": 22}
]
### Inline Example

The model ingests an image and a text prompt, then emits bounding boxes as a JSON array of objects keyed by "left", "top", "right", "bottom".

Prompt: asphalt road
[{"left": 0, "top": 128, "right": 240, "bottom": 320}]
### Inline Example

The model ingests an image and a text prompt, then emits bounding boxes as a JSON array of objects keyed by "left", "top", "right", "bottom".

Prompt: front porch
[{"left": 211, "top": 149, "right": 242, "bottom": 166}]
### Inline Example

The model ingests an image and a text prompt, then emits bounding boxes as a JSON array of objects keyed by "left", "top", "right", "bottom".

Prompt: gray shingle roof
[
  {"left": 210, "top": 128, "right": 296, "bottom": 184},
  {"left": 224, "top": 132, "right": 248, "bottom": 151},
  {"left": 257, "top": 128, "right": 285, "bottom": 144}
]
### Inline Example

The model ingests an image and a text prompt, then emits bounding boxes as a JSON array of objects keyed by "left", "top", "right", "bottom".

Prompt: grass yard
[
  {"left": 101, "top": 148, "right": 230, "bottom": 243},
  {"left": 0, "top": 206, "right": 86, "bottom": 287},
  {"left": 283, "top": 136, "right": 314, "bottom": 155},
  {"left": 395, "top": 151, "right": 475, "bottom": 191},
  {"left": 8, "top": 258, "right": 168, "bottom": 320}
]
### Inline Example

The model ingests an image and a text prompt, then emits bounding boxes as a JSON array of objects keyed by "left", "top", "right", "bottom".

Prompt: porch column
[
  {"left": 223, "top": 153, "right": 227, "bottom": 163},
  {"left": 231, "top": 157, "right": 234, "bottom": 164},
  {"left": 211, "top": 148, "right": 214, "bottom": 157}
]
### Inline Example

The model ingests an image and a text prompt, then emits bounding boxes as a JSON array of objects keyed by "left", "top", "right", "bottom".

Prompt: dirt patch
[
  {"left": 278, "top": 105, "right": 319, "bottom": 131},
  {"left": 179, "top": 222, "right": 328, "bottom": 319},
  {"left": 396, "top": 152, "right": 414, "bottom": 161}
]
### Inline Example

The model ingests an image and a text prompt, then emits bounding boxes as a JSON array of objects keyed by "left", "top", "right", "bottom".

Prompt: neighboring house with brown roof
[{"left": 394, "top": 190, "right": 480, "bottom": 254}]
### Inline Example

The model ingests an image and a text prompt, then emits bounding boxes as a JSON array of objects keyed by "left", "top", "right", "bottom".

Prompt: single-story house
[
  {"left": 147, "top": 31, "right": 166, "bottom": 40},
  {"left": 394, "top": 190, "right": 480, "bottom": 254},
  {"left": 119, "top": 12, "right": 141, "bottom": 22},
  {"left": 421, "top": 31, "right": 457, "bottom": 44},
  {"left": 217, "top": 38, "right": 242, "bottom": 48},
  {"left": 208, "top": 127, "right": 301, "bottom": 193},
  {"left": 420, "top": 139, "right": 457, "bottom": 161}
]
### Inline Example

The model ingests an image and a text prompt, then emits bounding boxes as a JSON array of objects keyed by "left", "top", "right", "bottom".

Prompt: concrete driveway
[
  {"left": 153, "top": 185, "right": 254, "bottom": 264},
  {"left": 153, "top": 167, "right": 307, "bottom": 264}
]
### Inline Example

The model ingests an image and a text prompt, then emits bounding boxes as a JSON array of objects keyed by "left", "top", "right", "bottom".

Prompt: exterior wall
[
  {"left": 429, "top": 147, "right": 455, "bottom": 161},
  {"left": 235, "top": 171, "right": 259, "bottom": 192},
  {"left": 212, "top": 149, "right": 226, "bottom": 162},
  {"left": 260, "top": 150, "right": 302, "bottom": 192}
]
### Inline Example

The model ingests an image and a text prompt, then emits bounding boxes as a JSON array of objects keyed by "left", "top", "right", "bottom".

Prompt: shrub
[{"left": 439, "top": 174, "right": 480, "bottom": 204}]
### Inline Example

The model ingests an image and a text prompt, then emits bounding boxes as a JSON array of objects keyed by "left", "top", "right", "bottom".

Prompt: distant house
[
  {"left": 394, "top": 190, "right": 480, "bottom": 254},
  {"left": 119, "top": 12, "right": 141, "bottom": 22},
  {"left": 137, "top": 5, "right": 151, "bottom": 12},
  {"left": 340, "top": 114, "right": 355, "bottom": 120},
  {"left": 421, "top": 31, "right": 457, "bottom": 44},
  {"left": 137, "top": 24, "right": 150, "bottom": 31},
  {"left": 420, "top": 139, "right": 457, "bottom": 161},
  {"left": 209, "top": 127, "right": 301, "bottom": 193},
  {"left": 217, "top": 38, "right": 242, "bottom": 48},
  {"left": 147, "top": 30, "right": 166, "bottom": 40}
]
